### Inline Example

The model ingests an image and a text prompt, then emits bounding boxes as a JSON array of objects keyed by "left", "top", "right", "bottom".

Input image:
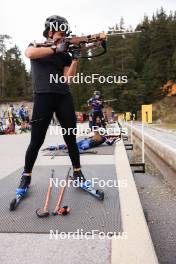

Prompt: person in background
[
  {"left": 44, "top": 130, "right": 119, "bottom": 151},
  {"left": 88, "top": 113, "right": 93, "bottom": 130},
  {"left": 87, "top": 91, "right": 106, "bottom": 128},
  {"left": 19, "top": 105, "right": 27, "bottom": 131},
  {"left": 7, "top": 104, "right": 16, "bottom": 132}
]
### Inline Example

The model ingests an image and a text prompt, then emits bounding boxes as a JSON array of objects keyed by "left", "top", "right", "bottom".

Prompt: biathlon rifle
[
  {"left": 104, "top": 99, "right": 117, "bottom": 103},
  {"left": 33, "top": 28, "right": 144, "bottom": 59}
]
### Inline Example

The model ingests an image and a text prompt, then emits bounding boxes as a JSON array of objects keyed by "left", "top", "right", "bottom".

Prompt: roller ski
[
  {"left": 9, "top": 173, "right": 31, "bottom": 211},
  {"left": 71, "top": 168, "right": 104, "bottom": 201}
]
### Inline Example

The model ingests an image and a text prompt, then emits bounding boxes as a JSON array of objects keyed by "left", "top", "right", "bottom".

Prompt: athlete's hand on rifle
[
  {"left": 51, "top": 40, "right": 68, "bottom": 54},
  {"left": 97, "top": 100, "right": 103, "bottom": 105},
  {"left": 71, "top": 48, "right": 81, "bottom": 60}
]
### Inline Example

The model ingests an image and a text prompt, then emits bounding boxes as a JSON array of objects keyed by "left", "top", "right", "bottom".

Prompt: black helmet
[
  {"left": 43, "top": 15, "right": 70, "bottom": 38},
  {"left": 94, "top": 90, "right": 101, "bottom": 97}
]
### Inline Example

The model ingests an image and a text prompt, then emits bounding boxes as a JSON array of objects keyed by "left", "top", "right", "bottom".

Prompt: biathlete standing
[{"left": 13, "top": 15, "right": 87, "bottom": 201}]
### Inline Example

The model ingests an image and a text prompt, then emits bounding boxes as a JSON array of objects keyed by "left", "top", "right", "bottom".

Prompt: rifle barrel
[{"left": 107, "top": 30, "right": 142, "bottom": 36}]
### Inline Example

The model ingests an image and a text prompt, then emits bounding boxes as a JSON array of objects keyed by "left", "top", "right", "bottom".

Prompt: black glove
[{"left": 71, "top": 48, "right": 81, "bottom": 60}]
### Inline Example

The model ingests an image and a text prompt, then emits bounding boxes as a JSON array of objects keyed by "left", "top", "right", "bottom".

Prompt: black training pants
[
  {"left": 24, "top": 93, "right": 80, "bottom": 173},
  {"left": 92, "top": 110, "right": 106, "bottom": 128}
]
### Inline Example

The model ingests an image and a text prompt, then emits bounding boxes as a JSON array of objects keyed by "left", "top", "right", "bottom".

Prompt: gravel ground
[{"left": 127, "top": 139, "right": 176, "bottom": 264}]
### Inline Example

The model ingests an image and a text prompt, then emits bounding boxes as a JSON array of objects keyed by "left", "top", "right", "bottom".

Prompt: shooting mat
[{"left": 0, "top": 165, "right": 122, "bottom": 234}]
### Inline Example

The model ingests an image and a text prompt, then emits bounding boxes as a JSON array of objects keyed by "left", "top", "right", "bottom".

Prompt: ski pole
[
  {"left": 52, "top": 167, "right": 71, "bottom": 215},
  {"left": 36, "top": 169, "right": 54, "bottom": 217}
]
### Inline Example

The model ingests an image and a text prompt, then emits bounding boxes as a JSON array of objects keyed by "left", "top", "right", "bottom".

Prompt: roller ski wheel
[
  {"left": 95, "top": 189, "right": 104, "bottom": 200},
  {"left": 9, "top": 196, "right": 23, "bottom": 211},
  {"left": 9, "top": 187, "right": 28, "bottom": 211}
]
